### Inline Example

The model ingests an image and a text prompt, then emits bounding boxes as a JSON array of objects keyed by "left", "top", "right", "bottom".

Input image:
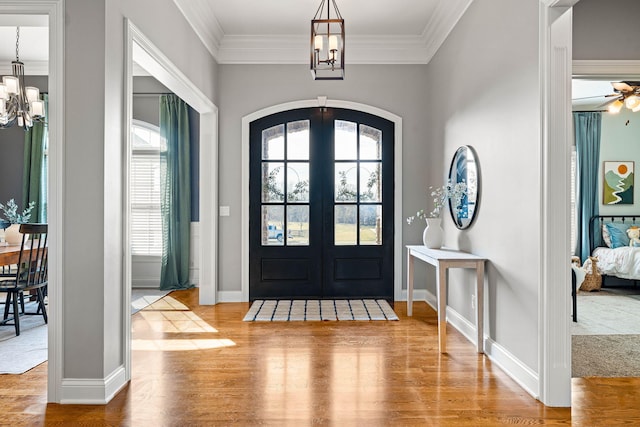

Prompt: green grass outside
[{"left": 272, "top": 221, "right": 381, "bottom": 245}]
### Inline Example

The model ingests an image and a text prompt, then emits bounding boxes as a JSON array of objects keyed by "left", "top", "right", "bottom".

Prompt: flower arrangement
[
  {"left": 407, "top": 180, "right": 468, "bottom": 224},
  {"left": 0, "top": 199, "right": 35, "bottom": 224}
]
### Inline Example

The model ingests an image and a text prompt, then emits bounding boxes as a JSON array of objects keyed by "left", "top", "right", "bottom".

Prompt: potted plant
[
  {"left": 0, "top": 199, "right": 35, "bottom": 245},
  {"left": 407, "top": 180, "right": 467, "bottom": 248}
]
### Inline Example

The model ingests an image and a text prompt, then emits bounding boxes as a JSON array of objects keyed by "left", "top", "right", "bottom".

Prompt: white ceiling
[
  {"left": 0, "top": 15, "right": 48, "bottom": 75},
  {"left": 0, "top": 1, "right": 473, "bottom": 75},
  {"left": 172, "top": 0, "right": 474, "bottom": 64},
  {"left": 572, "top": 79, "right": 622, "bottom": 111}
]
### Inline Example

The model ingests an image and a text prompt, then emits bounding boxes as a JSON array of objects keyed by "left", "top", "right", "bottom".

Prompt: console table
[{"left": 406, "top": 245, "right": 487, "bottom": 353}]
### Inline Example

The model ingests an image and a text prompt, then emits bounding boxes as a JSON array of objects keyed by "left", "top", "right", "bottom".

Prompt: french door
[{"left": 249, "top": 108, "right": 394, "bottom": 300}]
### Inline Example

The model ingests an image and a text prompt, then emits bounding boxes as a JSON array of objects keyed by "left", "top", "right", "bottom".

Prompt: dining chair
[
  {"left": 0, "top": 223, "right": 48, "bottom": 336},
  {"left": 0, "top": 219, "right": 15, "bottom": 278}
]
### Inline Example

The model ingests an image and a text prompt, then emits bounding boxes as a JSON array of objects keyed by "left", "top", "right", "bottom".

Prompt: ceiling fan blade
[
  {"left": 596, "top": 97, "right": 620, "bottom": 109},
  {"left": 612, "top": 82, "right": 634, "bottom": 92},
  {"left": 572, "top": 94, "right": 617, "bottom": 101}
]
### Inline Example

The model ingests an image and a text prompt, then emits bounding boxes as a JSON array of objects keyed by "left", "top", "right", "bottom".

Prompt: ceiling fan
[{"left": 598, "top": 81, "right": 640, "bottom": 113}]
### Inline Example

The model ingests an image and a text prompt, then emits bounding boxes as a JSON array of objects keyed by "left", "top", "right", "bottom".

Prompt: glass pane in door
[
  {"left": 262, "top": 163, "right": 285, "bottom": 202},
  {"left": 335, "top": 205, "right": 357, "bottom": 245},
  {"left": 287, "top": 205, "right": 309, "bottom": 246},
  {"left": 287, "top": 120, "right": 310, "bottom": 160},
  {"left": 359, "top": 205, "right": 382, "bottom": 245},
  {"left": 359, "top": 163, "right": 381, "bottom": 202},
  {"left": 359, "top": 124, "right": 382, "bottom": 160},
  {"left": 286, "top": 163, "right": 310, "bottom": 202},
  {"left": 335, "top": 120, "right": 357, "bottom": 160},
  {"left": 261, "top": 205, "right": 285, "bottom": 246},
  {"left": 262, "top": 124, "right": 285, "bottom": 160},
  {"left": 335, "top": 163, "right": 358, "bottom": 202}
]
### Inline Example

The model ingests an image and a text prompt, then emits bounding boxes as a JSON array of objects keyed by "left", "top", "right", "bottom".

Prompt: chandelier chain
[{"left": 15, "top": 26, "right": 20, "bottom": 62}]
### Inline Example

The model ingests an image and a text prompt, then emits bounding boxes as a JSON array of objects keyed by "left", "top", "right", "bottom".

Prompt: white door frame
[
  {"left": 123, "top": 20, "right": 219, "bottom": 381},
  {"left": 539, "top": 0, "right": 578, "bottom": 407},
  {"left": 240, "top": 99, "right": 403, "bottom": 302}
]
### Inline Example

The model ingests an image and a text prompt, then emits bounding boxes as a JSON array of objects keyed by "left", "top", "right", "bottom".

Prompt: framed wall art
[{"left": 603, "top": 161, "right": 634, "bottom": 205}]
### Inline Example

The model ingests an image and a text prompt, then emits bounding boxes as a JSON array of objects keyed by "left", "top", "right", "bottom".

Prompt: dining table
[{"left": 0, "top": 242, "right": 23, "bottom": 267}]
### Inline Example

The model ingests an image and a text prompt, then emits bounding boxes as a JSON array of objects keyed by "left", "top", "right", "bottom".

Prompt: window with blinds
[{"left": 131, "top": 120, "right": 164, "bottom": 256}]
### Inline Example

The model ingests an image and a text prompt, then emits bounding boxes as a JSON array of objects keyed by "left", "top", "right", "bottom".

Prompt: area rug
[
  {"left": 573, "top": 294, "right": 640, "bottom": 335},
  {"left": 0, "top": 304, "right": 47, "bottom": 374},
  {"left": 131, "top": 288, "right": 171, "bottom": 315},
  {"left": 243, "top": 299, "right": 399, "bottom": 322},
  {"left": 572, "top": 334, "right": 640, "bottom": 377}
]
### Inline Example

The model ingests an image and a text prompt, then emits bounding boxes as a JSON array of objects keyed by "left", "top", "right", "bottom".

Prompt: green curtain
[
  {"left": 22, "top": 93, "right": 48, "bottom": 223},
  {"left": 159, "top": 94, "right": 193, "bottom": 290},
  {"left": 574, "top": 112, "right": 602, "bottom": 262}
]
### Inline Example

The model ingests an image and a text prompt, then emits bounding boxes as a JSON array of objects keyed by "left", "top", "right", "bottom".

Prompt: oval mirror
[{"left": 448, "top": 145, "right": 480, "bottom": 229}]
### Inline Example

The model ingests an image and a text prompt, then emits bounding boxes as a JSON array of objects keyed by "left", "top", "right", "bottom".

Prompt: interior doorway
[
  {"left": 124, "top": 19, "right": 218, "bottom": 381},
  {"left": 249, "top": 107, "right": 394, "bottom": 300}
]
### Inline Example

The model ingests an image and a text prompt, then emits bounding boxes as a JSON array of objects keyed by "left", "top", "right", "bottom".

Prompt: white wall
[
  {"left": 62, "top": 0, "right": 217, "bottom": 392},
  {"left": 217, "top": 64, "right": 431, "bottom": 293},
  {"left": 425, "top": 0, "right": 542, "bottom": 376}
]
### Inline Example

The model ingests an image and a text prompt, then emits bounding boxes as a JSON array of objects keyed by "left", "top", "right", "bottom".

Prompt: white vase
[
  {"left": 4, "top": 223, "right": 22, "bottom": 245},
  {"left": 422, "top": 218, "right": 443, "bottom": 249}
]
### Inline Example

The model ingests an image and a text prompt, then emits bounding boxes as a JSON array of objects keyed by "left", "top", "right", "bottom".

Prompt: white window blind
[{"left": 131, "top": 121, "right": 163, "bottom": 256}]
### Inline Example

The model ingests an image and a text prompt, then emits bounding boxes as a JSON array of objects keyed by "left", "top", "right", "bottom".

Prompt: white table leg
[
  {"left": 476, "top": 261, "right": 485, "bottom": 353},
  {"left": 436, "top": 263, "right": 447, "bottom": 353},
  {"left": 407, "top": 250, "right": 414, "bottom": 316}
]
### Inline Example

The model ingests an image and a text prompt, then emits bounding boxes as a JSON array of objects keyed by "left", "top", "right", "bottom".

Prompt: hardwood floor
[{"left": 2, "top": 288, "right": 640, "bottom": 425}]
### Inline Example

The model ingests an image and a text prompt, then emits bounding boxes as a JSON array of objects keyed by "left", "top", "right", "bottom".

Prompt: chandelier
[
  {"left": 310, "top": 0, "right": 345, "bottom": 80},
  {"left": 0, "top": 27, "right": 45, "bottom": 130}
]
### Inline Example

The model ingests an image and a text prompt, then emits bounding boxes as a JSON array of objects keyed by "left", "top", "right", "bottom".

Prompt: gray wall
[
  {"left": 0, "top": 76, "right": 48, "bottom": 205},
  {"left": 573, "top": 0, "right": 640, "bottom": 60},
  {"left": 63, "top": 0, "right": 217, "bottom": 380},
  {"left": 425, "top": 0, "right": 541, "bottom": 371},
  {"left": 217, "top": 64, "right": 430, "bottom": 292}
]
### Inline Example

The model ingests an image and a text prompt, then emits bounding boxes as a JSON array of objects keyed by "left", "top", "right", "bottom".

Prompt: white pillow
[
  {"left": 572, "top": 265, "right": 587, "bottom": 289},
  {"left": 602, "top": 224, "right": 612, "bottom": 248}
]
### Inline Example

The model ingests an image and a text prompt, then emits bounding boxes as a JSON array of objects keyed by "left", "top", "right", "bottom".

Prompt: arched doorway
[
  {"left": 241, "top": 99, "right": 404, "bottom": 302},
  {"left": 249, "top": 107, "right": 394, "bottom": 300}
]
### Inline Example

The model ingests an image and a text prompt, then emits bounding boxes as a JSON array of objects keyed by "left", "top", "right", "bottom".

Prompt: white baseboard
[
  {"left": 217, "top": 290, "right": 243, "bottom": 302},
  {"left": 60, "top": 366, "right": 127, "bottom": 404},
  {"left": 131, "top": 279, "right": 159, "bottom": 288},
  {"left": 190, "top": 222, "right": 200, "bottom": 285},
  {"left": 484, "top": 337, "right": 540, "bottom": 399},
  {"left": 190, "top": 267, "right": 199, "bottom": 286},
  {"left": 421, "top": 289, "right": 540, "bottom": 400},
  {"left": 400, "top": 289, "right": 429, "bottom": 303},
  {"left": 445, "top": 305, "right": 479, "bottom": 347}
]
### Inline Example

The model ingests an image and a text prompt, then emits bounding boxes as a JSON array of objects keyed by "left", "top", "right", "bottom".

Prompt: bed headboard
[{"left": 589, "top": 215, "right": 640, "bottom": 253}]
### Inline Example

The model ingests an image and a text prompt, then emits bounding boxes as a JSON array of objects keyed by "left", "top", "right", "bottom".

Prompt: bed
[{"left": 586, "top": 215, "right": 640, "bottom": 286}]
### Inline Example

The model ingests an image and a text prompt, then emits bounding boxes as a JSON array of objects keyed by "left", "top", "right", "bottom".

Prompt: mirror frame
[{"left": 448, "top": 145, "right": 480, "bottom": 230}]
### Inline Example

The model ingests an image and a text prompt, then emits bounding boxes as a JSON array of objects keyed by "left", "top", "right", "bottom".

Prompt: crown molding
[
  {"left": 0, "top": 59, "right": 48, "bottom": 75},
  {"left": 573, "top": 60, "right": 640, "bottom": 78},
  {"left": 173, "top": 0, "right": 223, "bottom": 59},
  {"left": 421, "top": 0, "right": 473, "bottom": 64},
  {"left": 174, "top": 0, "right": 472, "bottom": 65}
]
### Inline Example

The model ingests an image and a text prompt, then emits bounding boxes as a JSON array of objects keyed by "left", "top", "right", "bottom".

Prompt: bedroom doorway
[
  {"left": 249, "top": 108, "right": 394, "bottom": 300},
  {"left": 571, "top": 74, "right": 640, "bottom": 378}
]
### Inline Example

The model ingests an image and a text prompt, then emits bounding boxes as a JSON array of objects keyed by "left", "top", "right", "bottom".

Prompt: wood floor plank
[{"left": 1, "top": 288, "right": 639, "bottom": 425}]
